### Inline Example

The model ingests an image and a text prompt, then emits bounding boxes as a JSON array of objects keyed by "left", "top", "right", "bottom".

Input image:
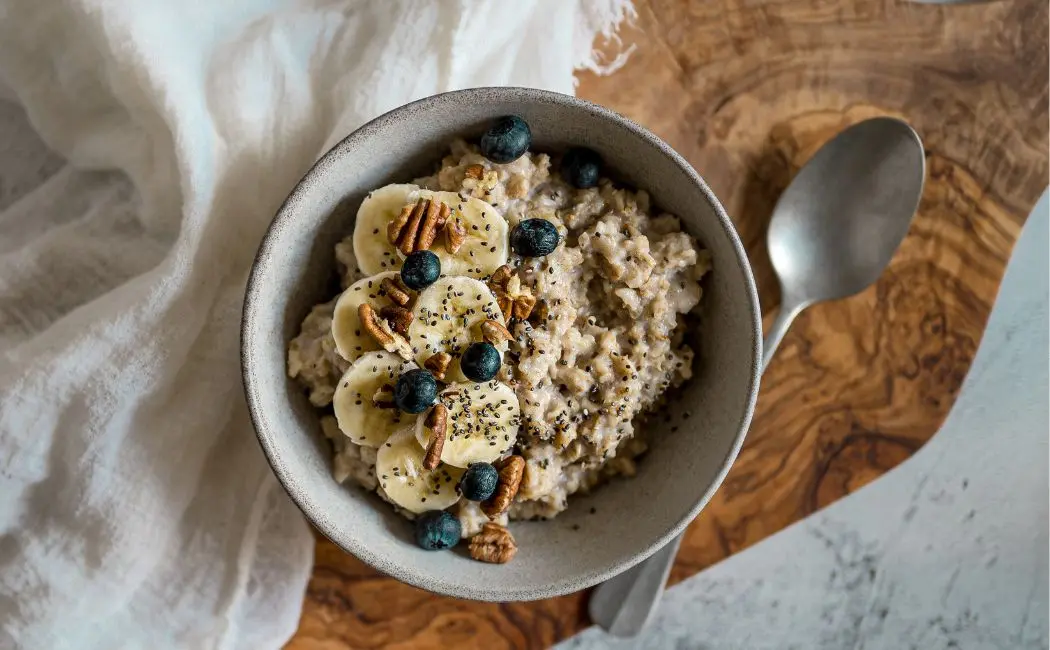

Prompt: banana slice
[
  {"left": 376, "top": 427, "right": 465, "bottom": 513},
  {"left": 352, "top": 183, "right": 508, "bottom": 277},
  {"left": 407, "top": 276, "right": 507, "bottom": 382},
  {"left": 352, "top": 184, "right": 416, "bottom": 276},
  {"left": 416, "top": 381, "right": 521, "bottom": 468},
  {"left": 416, "top": 189, "right": 508, "bottom": 277},
  {"left": 332, "top": 351, "right": 416, "bottom": 447},
  {"left": 331, "top": 271, "right": 404, "bottom": 363}
]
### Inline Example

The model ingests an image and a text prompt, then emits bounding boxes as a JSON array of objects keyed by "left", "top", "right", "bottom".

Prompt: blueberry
[
  {"left": 460, "top": 342, "right": 501, "bottom": 382},
  {"left": 401, "top": 250, "right": 441, "bottom": 290},
  {"left": 561, "top": 147, "right": 601, "bottom": 189},
  {"left": 480, "top": 116, "right": 531, "bottom": 164},
  {"left": 394, "top": 368, "right": 437, "bottom": 414},
  {"left": 414, "top": 510, "right": 461, "bottom": 550},
  {"left": 510, "top": 218, "right": 560, "bottom": 258},
  {"left": 459, "top": 463, "right": 499, "bottom": 502}
]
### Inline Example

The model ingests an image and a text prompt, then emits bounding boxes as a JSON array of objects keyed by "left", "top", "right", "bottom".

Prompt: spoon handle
[
  {"left": 761, "top": 301, "right": 804, "bottom": 372},
  {"left": 589, "top": 301, "right": 803, "bottom": 637}
]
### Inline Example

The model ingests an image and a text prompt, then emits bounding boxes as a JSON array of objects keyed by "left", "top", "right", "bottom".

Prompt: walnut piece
[
  {"left": 443, "top": 218, "right": 467, "bottom": 254},
  {"left": 529, "top": 299, "right": 549, "bottom": 325},
  {"left": 464, "top": 164, "right": 485, "bottom": 180},
  {"left": 421, "top": 404, "right": 448, "bottom": 470},
  {"left": 379, "top": 304, "right": 413, "bottom": 336},
  {"left": 468, "top": 522, "right": 516, "bottom": 562},
  {"left": 489, "top": 264, "right": 513, "bottom": 290},
  {"left": 494, "top": 290, "right": 513, "bottom": 322},
  {"left": 423, "top": 352, "right": 452, "bottom": 381},
  {"left": 480, "top": 319, "right": 513, "bottom": 345},
  {"left": 481, "top": 455, "right": 525, "bottom": 518},
  {"left": 512, "top": 294, "right": 537, "bottom": 320},
  {"left": 469, "top": 522, "right": 518, "bottom": 564}
]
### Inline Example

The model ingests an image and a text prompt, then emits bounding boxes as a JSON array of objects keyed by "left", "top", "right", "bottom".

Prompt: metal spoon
[{"left": 589, "top": 116, "right": 926, "bottom": 638}]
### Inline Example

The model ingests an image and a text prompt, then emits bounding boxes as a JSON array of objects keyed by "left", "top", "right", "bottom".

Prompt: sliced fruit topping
[
  {"left": 376, "top": 427, "right": 464, "bottom": 513},
  {"left": 415, "top": 381, "right": 520, "bottom": 468},
  {"left": 407, "top": 276, "right": 506, "bottom": 382},
  {"left": 332, "top": 351, "right": 415, "bottom": 447},
  {"left": 331, "top": 271, "right": 406, "bottom": 363}
]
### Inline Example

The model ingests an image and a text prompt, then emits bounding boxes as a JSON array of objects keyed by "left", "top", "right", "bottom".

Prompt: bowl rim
[{"left": 241, "top": 86, "right": 762, "bottom": 601}]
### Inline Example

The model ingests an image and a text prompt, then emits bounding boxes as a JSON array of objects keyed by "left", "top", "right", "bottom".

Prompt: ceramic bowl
[{"left": 242, "top": 87, "right": 761, "bottom": 601}]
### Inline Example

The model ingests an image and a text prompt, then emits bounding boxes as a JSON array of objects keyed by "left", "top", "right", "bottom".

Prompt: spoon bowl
[{"left": 769, "top": 117, "right": 925, "bottom": 306}]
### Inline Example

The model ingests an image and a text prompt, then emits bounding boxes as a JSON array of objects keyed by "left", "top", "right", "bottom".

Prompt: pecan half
[
  {"left": 416, "top": 200, "right": 450, "bottom": 252},
  {"left": 464, "top": 163, "right": 485, "bottom": 180},
  {"left": 380, "top": 276, "right": 412, "bottom": 307},
  {"left": 358, "top": 303, "right": 394, "bottom": 347},
  {"left": 423, "top": 352, "right": 452, "bottom": 382},
  {"left": 480, "top": 319, "right": 513, "bottom": 345},
  {"left": 422, "top": 403, "right": 448, "bottom": 470},
  {"left": 358, "top": 303, "right": 413, "bottom": 360},
  {"left": 494, "top": 290, "right": 513, "bottom": 322},
  {"left": 391, "top": 198, "right": 427, "bottom": 254},
  {"left": 443, "top": 218, "right": 467, "bottom": 254},
  {"left": 379, "top": 304, "right": 413, "bottom": 336},
  {"left": 469, "top": 522, "right": 517, "bottom": 564},
  {"left": 512, "top": 294, "right": 537, "bottom": 320},
  {"left": 386, "top": 202, "right": 415, "bottom": 246},
  {"left": 481, "top": 455, "right": 525, "bottom": 518},
  {"left": 390, "top": 198, "right": 451, "bottom": 255}
]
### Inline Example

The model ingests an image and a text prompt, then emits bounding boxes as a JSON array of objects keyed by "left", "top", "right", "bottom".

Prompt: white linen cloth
[{"left": 0, "top": 1, "right": 634, "bottom": 648}]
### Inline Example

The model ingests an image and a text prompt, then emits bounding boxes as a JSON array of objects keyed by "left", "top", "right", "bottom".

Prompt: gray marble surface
[{"left": 560, "top": 193, "right": 1049, "bottom": 649}]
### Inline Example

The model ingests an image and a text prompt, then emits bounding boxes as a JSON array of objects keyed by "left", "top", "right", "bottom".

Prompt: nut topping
[
  {"left": 494, "top": 290, "right": 513, "bottom": 322},
  {"left": 389, "top": 198, "right": 451, "bottom": 255},
  {"left": 529, "top": 299, "right": 549, "bottom": 324},
  {"left": 443, "top": 218, "right": 467, "bottom": 254},
  {"left": 464, "top": 163, "right": 485, "bottom": 180},
  {"left": 468, "top": 522, "right": 517, "bottom": 564},
  {"left": 480, "top": 319, "right": 513, "bottom": 345},
  {"left": 489, "top": 264, "right": 513, "bottom": 290},
  {"left": 379, "top": 304, "right": 413, "bottom": 336},
  {"left": 416, "top": 200, "right": 451, "bottom": 253},
  {"left": 423, "top": 352, "right": 452, "bottom": 382},
  {"left": 386, "top": 202, "right": 416, "bottom": 247},
  {"left": 380, "top": 276, "right": 412, "bottom": 307},
  {"left": 391, "top": 198, "right": 426, "bottom": 255},
  {"left": 511, "top": 294, "right": 537, "bottom": 320},
  {"left": 421, "top": 403, "right": 448, "bottom": 470},
  {"left": 481, "top": 455, "right": 525, "bottom": 518},
  {"left": 358, "top": 303, "right": 414, "bottom": 360}
]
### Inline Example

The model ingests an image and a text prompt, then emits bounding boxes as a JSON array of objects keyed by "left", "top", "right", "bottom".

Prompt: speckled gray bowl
[{"left": 242, "top": 87, "right": 761, "bottom": 601}]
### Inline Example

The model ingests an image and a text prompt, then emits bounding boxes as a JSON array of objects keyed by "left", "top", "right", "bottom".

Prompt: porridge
[{"left": 287, "top": 116, "right": 710, "bottom": 562}]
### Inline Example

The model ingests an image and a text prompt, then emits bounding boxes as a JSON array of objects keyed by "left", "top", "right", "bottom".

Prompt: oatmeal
[{"left": 287, "top": 116, "right": 709, "bottom": 560}]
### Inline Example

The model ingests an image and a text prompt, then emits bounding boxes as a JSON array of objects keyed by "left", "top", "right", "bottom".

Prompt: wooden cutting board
[{"left": 288, "top": 0, "right": 1048, "bottom": 647}]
